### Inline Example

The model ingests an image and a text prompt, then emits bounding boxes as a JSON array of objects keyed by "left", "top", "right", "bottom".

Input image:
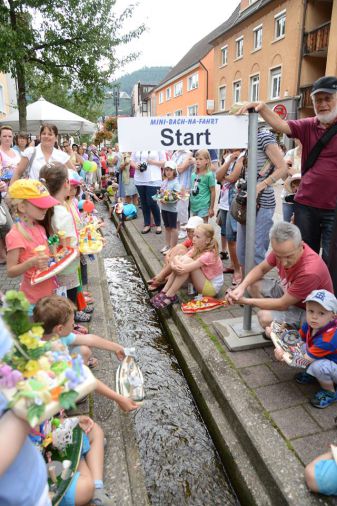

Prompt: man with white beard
[{"left": 239, "top": 76, "right": 337, "bottom": 264}]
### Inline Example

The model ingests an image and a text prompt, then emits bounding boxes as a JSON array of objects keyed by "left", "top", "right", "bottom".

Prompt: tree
[{"left": 0, "top": 0, "right": 144, "bottom": 130}]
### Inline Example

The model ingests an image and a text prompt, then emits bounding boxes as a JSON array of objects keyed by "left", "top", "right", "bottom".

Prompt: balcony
[
  {"left": 299, "top": 86, "right": 314, "bottom": 108},
  {"left": 303, "top": 22, "right": 330, "bottom": 57}
]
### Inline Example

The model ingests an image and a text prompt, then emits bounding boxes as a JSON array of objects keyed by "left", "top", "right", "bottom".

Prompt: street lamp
[{"left": 113, "top": 84, "right": 120, "bottom": 119}]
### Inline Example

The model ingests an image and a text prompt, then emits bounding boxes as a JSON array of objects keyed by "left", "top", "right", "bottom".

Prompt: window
[
  {"left": 233, "top": 81, "right": 241, "bottom": 103},
  {"left": 250, "top": 75, "right": 260, "bottom": 101},
  {"left": 220, "top": 45, "right": 228, "bottom": 66},
  {"left": 253, "top": 26, "right": 262, "bottom": 50},
  {"left": 275, "top": 11, "right": 286, "bottom": 39},
  {"left": 159, "top": 92, "right": 163, "bottom": 104},
  {"left": 188, "top": 73, "right": 199, "bottom": 91},
  {"left": 175, "top": 110, "right": 183, "bottom": 116},
  {"left": 235, "top": 37, "right": 243, "bottom": 59},
  {"left": 166, "top": 87, "right": 171, "bottom": 100},
  {"left": 270, "top": 67, "right": 281, "bottom": 99},
  {"left": 174, "top": 81, "right": 183, "bottom": 97},
  {"left": 188, "top": 105, "right": 198, "bottom": 116},
  {"left": 219, "top": 86, "right": 226, "bottom": 111},
  {"left": 0, "top": 86, "right": 4, "bottom": 113}
]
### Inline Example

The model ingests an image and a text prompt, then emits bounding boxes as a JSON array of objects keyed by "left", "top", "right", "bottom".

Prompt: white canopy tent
[{"left": 0, "top": 97, "right": 96, "bottom": 134}]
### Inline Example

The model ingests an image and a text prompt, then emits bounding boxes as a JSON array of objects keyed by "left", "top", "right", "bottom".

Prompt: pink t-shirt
[
  {"left": 6, "top": 224, "right": 56, "bottom": 304},
  {"left": 188, "top": 249, "right": 223, "bottom": 280},
  {"left": 288, "top": 117, "right": 337, "bottom": 209},
  {"left": 266, "top": 243, "right": 333, "bottom": 308}
]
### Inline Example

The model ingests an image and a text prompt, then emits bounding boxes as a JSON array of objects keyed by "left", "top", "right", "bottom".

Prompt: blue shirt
[
  {"left": 160, "top": 179, "right": 181, "bottom": 212},
  {"left": 61, "top": 332, "right": 76, "bottom": 347}
]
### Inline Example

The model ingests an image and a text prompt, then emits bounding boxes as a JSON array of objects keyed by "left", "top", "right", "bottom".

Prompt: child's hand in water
[
  {"left": 117, "top": 396, "right": 140, "bottom": 412},
  {"left": 114, "top": 344, "right": 125, "bottom": 361},
  {"left": 31, "top": 255, "right": 49, "bottom": 270}
]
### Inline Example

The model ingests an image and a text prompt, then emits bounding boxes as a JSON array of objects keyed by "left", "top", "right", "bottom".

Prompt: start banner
[{"left": 118, "top": 115, "right": 248, "bottom": 151}]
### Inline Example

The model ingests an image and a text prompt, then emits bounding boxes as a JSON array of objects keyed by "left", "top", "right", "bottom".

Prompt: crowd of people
[{"left": 1, "top": 74, "right": 337, "bottom": 502}]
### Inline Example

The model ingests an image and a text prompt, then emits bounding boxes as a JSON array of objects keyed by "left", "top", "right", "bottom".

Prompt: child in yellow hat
[{"left": 6, "top": 179, "right": 59, "bottom": 309}]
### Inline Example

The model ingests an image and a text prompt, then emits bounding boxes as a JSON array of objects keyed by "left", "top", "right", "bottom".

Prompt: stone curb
[{"left": 115, "top": 217, "right": 327, "bottom": 506}]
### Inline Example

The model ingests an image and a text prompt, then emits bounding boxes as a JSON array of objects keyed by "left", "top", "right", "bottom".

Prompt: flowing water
[{"left": 102, "top": 216, "right": 239, "bottom": 505}]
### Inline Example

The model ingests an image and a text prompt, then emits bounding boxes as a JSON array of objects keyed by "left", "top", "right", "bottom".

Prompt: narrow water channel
[{"left": 102, "top": 214, "right": 239, "bottom": 505}]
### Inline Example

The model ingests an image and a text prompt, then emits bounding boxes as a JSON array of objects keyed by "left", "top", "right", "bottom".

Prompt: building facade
[{"left": 0, "top": 73, "right": 17, "bottom": 120}]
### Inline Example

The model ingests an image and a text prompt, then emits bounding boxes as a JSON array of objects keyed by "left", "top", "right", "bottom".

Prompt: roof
[
  {"left": 157, "top": 4, "right": 240, "bottom": 87},
  {"left": 157, "top": 0, "right": 274, "bottom": 88}
]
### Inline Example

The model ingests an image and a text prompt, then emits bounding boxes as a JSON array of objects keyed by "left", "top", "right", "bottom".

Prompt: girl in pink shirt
[
  {"left": 6, "top": 179, "right": 59, "bottom": 306},
  {"left": 150, "top": 224, "right": 223, "bottom": 309}
]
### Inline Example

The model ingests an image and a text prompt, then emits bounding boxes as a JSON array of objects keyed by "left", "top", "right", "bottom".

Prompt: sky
[{"left": 114, "top": 0, "right": 239, "bottom": 78}]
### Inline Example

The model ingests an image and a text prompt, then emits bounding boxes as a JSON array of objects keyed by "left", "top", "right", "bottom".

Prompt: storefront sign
[{"left": 118, "top": 115, "right": 248, "bottom": 151}]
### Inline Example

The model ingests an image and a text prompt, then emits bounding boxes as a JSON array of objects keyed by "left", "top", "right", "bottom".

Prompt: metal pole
[{"left": 243, "top": 110, "right": 259, "bottom": 331}]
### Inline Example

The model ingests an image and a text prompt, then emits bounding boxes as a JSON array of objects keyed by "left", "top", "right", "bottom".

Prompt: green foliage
[
  {"left": 27, "top": 404, "right": 45, "bottom": 428},
  {"left": 2, "top": 290, "right": 32, "bottom": 337},
  {"left": 0, "top": 0, "right": 145, "bottom": 127},
  {"left": 59, "top": 390, "right": 79, "bottom": 410}
]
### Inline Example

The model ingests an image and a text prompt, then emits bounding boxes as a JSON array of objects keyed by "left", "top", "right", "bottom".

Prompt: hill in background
[{"left": 103, "top": 66, "right": 171, "bottom": 116}]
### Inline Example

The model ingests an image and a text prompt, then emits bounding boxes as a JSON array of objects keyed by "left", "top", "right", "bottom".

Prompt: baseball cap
[
  {"left": 8, "top": 179, "right": 59, "bottom": 209},
  {"left": 68, "top": 169, "right": 83, "bottom": 186},
  {"left": 164, "top": 160, "right": 177, "bottom": 171},
  {"left": 181, "top": 216, "right": 204, "bottom": 230},
  {"left": 311, "top": 76, "right": 337, "bottom": 96},
  {"left": 304, "top": 290, "right": 337, "bottom": 313}
]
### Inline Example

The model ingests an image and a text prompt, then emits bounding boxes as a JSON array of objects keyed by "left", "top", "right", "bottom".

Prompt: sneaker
[
  {"left": 178, "top": 230, "right": 187, "bottom": 239},
  {"left": 310, "top": 389, "right": 337, "bottom": 409},
  {"left": 295, "top": 371, "right": 316, "bottom": 384},
  {"left": 91, "top": 487, "right": 114, "bottom": 506},
  {"left": 160, "top": 245, "right": 170, "bottom": 254}
]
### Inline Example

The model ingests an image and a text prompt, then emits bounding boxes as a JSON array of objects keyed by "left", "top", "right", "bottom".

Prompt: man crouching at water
[{"left": 226, "top": 222, "right": 333, "bottom": 337}]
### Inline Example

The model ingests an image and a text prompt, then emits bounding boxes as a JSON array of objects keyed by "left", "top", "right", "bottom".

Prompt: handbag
[
  {"left": 0, "top": 202, "right": 12, "bottom": 228},
  {"left": 0, "top": 205, "right": 7, "bottom": 226}
]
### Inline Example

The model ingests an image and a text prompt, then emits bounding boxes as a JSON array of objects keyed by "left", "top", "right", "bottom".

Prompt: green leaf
[
  {"left": 27, "top": 404, "right": 45, "bottom": 427},
  {"left": 59, "top": 390, "right": 79, "bottom": 410}
]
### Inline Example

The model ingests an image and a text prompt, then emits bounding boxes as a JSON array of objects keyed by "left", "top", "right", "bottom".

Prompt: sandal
[
  {"left": 151, "top": 293, "right": 178, "bottom": 309},
  {"left": 148, "top": 280, "right": 165, "bottom": 292},
  {"left": 75, "top": 311, "right": 91, "bottom": 323},
  {"left": 73, "top": 324, "right": 88, "bottom": 334},
  {"left": 155, "top": 227, "right": 162, "bottom": 235},
  {"left": 141, "top": 227, "right": 151, "bottom": 234},
  {"left": 88, "top": 357, "right": 98, "bottom": 369},
  {"left": 84, "top": 305, "right": 94, "bottom": 314}
]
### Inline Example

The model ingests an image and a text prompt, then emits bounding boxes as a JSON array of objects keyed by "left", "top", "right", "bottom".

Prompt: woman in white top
[
  {"left": 131, "top": 150, "right": 166, "bottom": 234},
  {"left": 12, "top": 123, "right": 74, "bottom": 182}
]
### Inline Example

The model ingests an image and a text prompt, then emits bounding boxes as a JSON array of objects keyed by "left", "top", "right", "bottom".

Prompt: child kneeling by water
[
  {"left": 274, "top": 289, "right": 337, "bottom": 409},
  {"left": 150, "top": 223, "right": 223, "bottom": 309},
  {"left": 33, "top": 296, "right": 139, "bottom": 413}
]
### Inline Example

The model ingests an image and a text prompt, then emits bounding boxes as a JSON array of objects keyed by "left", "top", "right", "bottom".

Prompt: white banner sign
[{"left": 118, "top": 115, "right": 248, "bottom": 151}]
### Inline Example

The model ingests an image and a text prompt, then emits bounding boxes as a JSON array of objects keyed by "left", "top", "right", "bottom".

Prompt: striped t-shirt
[{"left": 254, "top": 128, "right": 278, "bottom": 209}]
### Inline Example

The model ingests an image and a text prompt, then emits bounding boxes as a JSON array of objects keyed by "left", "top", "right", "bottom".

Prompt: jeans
[
  {"left": 294, "top": 202, "right": 335, "bottom": 263},
  {"left": 282, "top": 202, "right": 294, "bottom": 222},
  {"left": 136, "top": 185, "right": 161, "bottom": 227},
  {"left": 237, "top": 206, "right": 275, "bottom": 266}
]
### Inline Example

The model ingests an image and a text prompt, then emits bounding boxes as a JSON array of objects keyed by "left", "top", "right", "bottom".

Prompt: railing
[
  {"left": 303, "top": 22, "right": 330, "bottom": 55},
  {"left": 299, "top": 86, "right": 313, "bottom": 108}
]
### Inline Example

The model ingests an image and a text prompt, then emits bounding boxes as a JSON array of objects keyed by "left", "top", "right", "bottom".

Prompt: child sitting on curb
[
  {"left": 150, "top": 224, "right": 223, "bottom": 309},
  {"left": 147, "top": 216, "right": 203, "bottom": 292},
  {"left": 274, "top": 289, "right": 337, "bottom": 409},
  {"left": 33, "top": 296, "right": 138, "bottom": 413}
]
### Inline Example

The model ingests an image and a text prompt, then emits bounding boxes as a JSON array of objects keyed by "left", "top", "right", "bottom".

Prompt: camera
[
  {"left": 138, "top": 162, "right": 148, "bottom": 172},
  {"left": 191, "top": 177, "right": 200, "bottom": 196},
  {"left": 284, "top": 194, "right": 295, "bottom": 203}
]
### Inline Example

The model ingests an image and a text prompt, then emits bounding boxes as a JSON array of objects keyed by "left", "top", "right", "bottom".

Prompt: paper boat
[
  {"left": 116, "top": 350, "right": 144, "bottom": 402},
  {"left": 31, "top": 247, "right": 78, "bottom": 285},
  {"left": 270, "top": 321, "right": 311, "bottom": 368},
  {"left": 181, "top": 296, "right": 228, "bottom": 314}
]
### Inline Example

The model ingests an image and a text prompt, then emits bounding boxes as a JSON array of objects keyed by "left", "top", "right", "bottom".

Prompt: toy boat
[
  {"left": 116, "top": 348, "right": 144, "bottom": 402},
  {"left": 79, "top": 225, "right": 103, "bottom": 255},
  {"left": 31, "top": 246, "right": 78, "bottom": 285},
  {"left": 270, "top": 321, "right": 311, "bottom": 368},
  {"left": 181, "top": 296, "right": 229, "bottom": 314}
]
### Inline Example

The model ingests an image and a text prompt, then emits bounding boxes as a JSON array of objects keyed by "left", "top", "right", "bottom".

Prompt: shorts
[
  {"left": 124, "top": 178, "right": 137, "bottom": 197},
  {"left": 260, "top": 278, "right": 306, "bottom": 328},
  {"left": 314, "top": 459, "right": 337, "bottom": 496},
  {"left": 218, "top": 209, "right": 228, "bottom": 237},
  {"left": 191, "top": 208, "right": 209, "bottom": 218},
  {"left": 161, "top": 210, "right": 178, "bottom": 229},
  {"left": 59, "top": 434, "right": 91, "bottom": 506},
  {"left": 202, "top": 273, "right": 224, "bottom": 296}
]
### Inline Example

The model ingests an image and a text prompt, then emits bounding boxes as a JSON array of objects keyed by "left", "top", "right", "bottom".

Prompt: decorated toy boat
[
  {"left": 0, "top": 291, "right": 97, "bottom": 427},
  {"left": 31, "top": 233, "right": 78, "bottom": 285},
  {"left": 152, "top": 190, "right": 190, "bottom": 204},
  {"left": 79, "top": 224, "right": 103, "bottom": 255},
  {"left": 116, "top": 347, "right": 144, "bottom": 402},
  {"left": 270, "top": 321, "right": 311, "bottom": 368},
  {"left": 181, "top": 295, "right": 229, "bottom": 314}
]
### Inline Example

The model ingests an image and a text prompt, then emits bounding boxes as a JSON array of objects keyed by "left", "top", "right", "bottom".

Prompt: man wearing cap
[{"left": 239, "top": 76, "right": 337, "bottom": 264}]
